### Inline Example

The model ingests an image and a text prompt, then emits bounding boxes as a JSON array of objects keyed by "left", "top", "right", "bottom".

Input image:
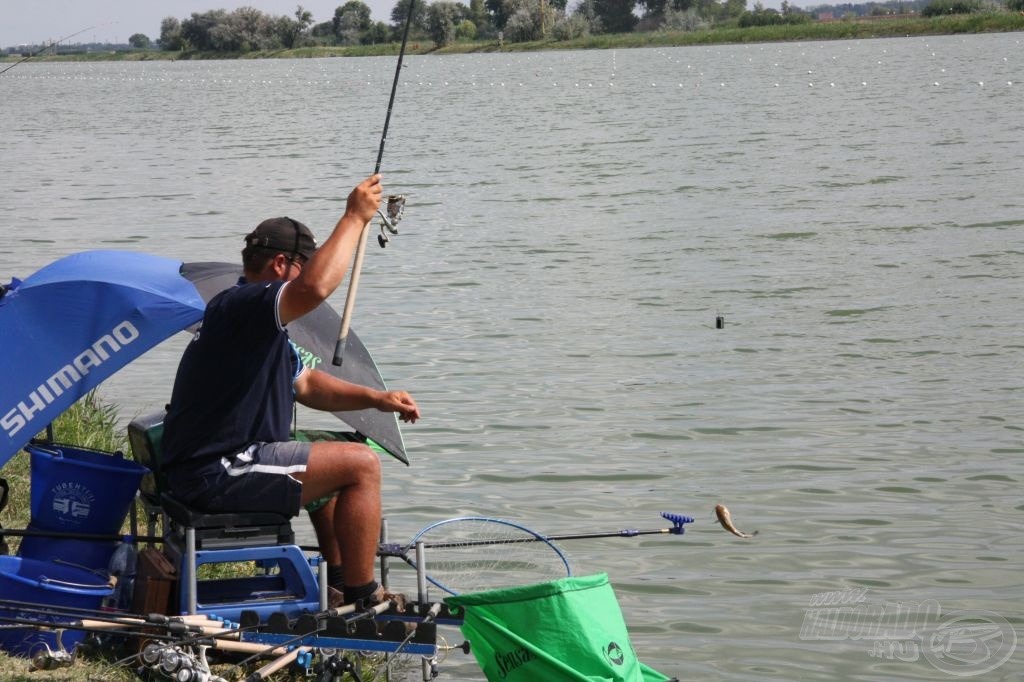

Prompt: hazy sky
[{"left": 0, "top": 0, "right": 397, "bottom": 48}]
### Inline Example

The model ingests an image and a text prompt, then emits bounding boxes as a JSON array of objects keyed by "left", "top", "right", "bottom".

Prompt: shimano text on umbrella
[{"left": 1, "top": 320, "right": 140, "bottom": 439}]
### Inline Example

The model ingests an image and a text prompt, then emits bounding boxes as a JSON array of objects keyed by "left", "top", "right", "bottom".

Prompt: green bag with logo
[{"left": 445, "top": 573, "right": 674, "bottom": 682}]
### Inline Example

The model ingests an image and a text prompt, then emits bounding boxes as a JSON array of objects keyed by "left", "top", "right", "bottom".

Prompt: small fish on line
[{"left": 715, "top": 504, "right": 757, "bottom": 538}]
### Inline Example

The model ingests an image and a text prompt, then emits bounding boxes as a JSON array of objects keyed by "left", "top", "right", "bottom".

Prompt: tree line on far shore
[
  {"left": 147, "top": 0, "right": 1024, "bottom": 51},
  {"left": 10, "top": 0, "right": 1024, "bottom": 55}
]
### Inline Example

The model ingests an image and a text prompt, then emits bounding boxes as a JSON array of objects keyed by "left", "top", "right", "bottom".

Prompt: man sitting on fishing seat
[{"left": 161, "top": 174, "right": 419, "bottom": 608}]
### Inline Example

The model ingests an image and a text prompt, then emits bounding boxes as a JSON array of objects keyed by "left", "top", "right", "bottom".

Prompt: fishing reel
[
  {"left": 141, "top": 642, "right": 224, "bottom": 682},
  {"left": 28, "top": 639, "right": 74, "bottom": 672},
  {"left": 377, "top": 194, "right": 406, "bottom": 248}
]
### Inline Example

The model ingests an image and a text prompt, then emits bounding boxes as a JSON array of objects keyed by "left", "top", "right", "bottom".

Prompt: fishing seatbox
[{"left": 132, "top": 546, "right": 177, "bottom": 615}]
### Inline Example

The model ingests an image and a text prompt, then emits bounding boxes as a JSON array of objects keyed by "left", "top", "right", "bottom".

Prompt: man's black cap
[{"left": 244, "top": 217, "right": 317, "bottom": 262}]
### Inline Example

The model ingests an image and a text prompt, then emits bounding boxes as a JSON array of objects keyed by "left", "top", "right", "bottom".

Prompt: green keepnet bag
[{"left": 446, "top": 573, "right": 674, "bottom": 682}]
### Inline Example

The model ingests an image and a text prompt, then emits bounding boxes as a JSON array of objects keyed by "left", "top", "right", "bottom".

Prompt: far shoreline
[{"left": 3, "top": 14, "right": 1023, "bottom": 62}]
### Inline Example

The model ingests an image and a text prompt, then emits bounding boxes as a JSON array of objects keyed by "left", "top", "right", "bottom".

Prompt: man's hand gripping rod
[{"left": 332, "top": 0, "right": 416, "bottom": 366}]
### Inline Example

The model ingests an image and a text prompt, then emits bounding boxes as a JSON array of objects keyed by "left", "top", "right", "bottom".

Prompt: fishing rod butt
[
  {"left": 331, "top": 338, "right": 346, "bottom": 366},
  {"left": 332, "top": 218, "right": 372, "bottom": 367}
]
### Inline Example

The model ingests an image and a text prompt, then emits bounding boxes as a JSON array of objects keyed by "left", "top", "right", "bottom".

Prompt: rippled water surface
[{"left": 2, "top": 33, "right": 1023, "bottom": 680}]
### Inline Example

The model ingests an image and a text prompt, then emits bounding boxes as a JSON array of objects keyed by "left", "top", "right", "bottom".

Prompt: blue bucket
[
  {"left": 0, "top": 555, "right": 112, "bottom": 657},
  {"left": 20, "top": 443, "right": 147, "bottom": 570},
  {"left": 18, "top": 531, "right": 118, "bottom": 574}
]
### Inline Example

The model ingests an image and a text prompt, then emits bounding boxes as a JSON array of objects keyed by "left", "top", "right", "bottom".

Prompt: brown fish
[{"left": 715, "top": 504, "right": 756, "bottom": 538}]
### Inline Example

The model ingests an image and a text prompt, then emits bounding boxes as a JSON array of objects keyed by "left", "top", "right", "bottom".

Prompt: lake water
[{"left": 2, "top": 33, "right": 1023, "bottom": 680}]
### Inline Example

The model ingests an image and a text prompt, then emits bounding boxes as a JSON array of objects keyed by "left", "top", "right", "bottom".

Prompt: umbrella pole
[{"left": 332, "top": 0, "right": 417, "bottom": 366}]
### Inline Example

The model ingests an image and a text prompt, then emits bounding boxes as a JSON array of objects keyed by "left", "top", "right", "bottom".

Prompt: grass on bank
[{"left": 4, "top": 12, "right": 1023, "bottom": 64}]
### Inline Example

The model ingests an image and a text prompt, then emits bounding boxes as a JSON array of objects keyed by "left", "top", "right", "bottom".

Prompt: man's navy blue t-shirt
[{"left": 162, "top": 279, "right": 303, "bottom": 473}]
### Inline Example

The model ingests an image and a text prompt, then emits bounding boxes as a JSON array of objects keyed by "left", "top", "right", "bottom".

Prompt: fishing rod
[
  {"left": 0, "top": 612, "right": 188, "bottom": 642},
  {"left": 0, "top": 25, "right": 96, "bottom": 76},
  {"left": 0, "top": 595, "right": 284, "bottom": 659},
  {"left": 0, "top": 575, "right": 435, "bottom": 676},
  {"left": 0, "top": 600, "right": 247, "bottom": 659},
  {"left": 245, "top": 645, "right": 312, "bottom": 681},
  {"left": 381, "top": 511, "right": 695, "bottom": 553},
  {"left": 0, "top": 593, "right": 348, "bottom": 675},
  {"left": 108, "top": 618, "right": 274, "bottom": 671},
  {"left": 0, "top": 582, "right": 300, "bottom": 677},
  {"left": 373, "top": 513, "right": 694, "bottom": 596},
  {"left": 3, "top": 592, "right": 452, "bottom": 678},
  {"left": 0, "top": 607, "right": 233, "bottom": 672},
  {"left": 441, "top": 511, "right": 695, "bottom": 547},
  {"left": 149, "top": 598, "right": 404, "bottom": 682},
  {"left": 295, "top": 512, "right": 696, "bottom": 567},
  {"left": 0, "top": 597, "right": 220, "bottom": 629},
  {"left": 332, "top": 0, "right": 418, "bottom": 366}
]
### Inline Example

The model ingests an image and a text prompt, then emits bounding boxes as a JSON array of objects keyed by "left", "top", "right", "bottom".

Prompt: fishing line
[
  {"left": 332, "top": 0, "right": 418, "bottom": 366},
  {"left": 373, "top": 0, "right": 416, "bottom": 177}
]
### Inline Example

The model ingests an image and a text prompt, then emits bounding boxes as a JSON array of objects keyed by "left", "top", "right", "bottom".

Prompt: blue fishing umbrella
[
  {"left": 0, "top": 251, "right": 409, "bottom": 469},
  {"left": 0, "top": 251, "right": 207, "bottom": 467}
]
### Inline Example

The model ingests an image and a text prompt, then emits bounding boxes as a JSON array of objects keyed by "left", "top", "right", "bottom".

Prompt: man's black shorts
[{"left": 169, "top": 441, "right": 312, "bottom": 517}]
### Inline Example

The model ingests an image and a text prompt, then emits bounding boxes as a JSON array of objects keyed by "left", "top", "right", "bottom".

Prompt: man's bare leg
[
  {"left": 310, "top": 499, "right": 343, "bottom": 566},
  {"left": 295, "top": 441, "right": 381, "bottom": 587}
]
